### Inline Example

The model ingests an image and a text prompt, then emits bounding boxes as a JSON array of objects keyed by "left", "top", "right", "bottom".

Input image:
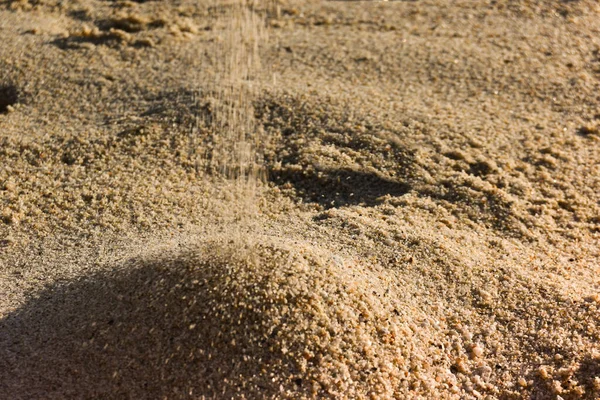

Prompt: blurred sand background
[{"left": 0, "top": 0, "right": 599, "bottom": 398}]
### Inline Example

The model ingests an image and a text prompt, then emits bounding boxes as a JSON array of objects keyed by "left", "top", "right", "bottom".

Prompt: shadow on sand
[
  {"left": 269, "top": 166, "right": 411, "bottom": 208},
  {"left": 0, "top": 253, "right": 304, "bottom": 399}
]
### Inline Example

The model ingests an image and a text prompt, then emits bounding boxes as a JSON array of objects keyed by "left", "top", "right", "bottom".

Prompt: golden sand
[{"left": 1, "top": 0, "right": 599, "bottom": 398}]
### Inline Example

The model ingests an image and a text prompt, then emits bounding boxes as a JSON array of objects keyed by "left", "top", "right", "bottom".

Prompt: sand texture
[{"left": 1, "top": 0, "right": 600, "bottom": 398}]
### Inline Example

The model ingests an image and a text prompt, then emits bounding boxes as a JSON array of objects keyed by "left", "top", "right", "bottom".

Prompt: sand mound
[{"left": 0, "top": 237, "right": 443, "bottom": 398}]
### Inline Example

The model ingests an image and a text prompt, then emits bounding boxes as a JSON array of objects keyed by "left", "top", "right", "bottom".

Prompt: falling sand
[{"left": 1, "top": 0, "right": 600, "bottom": 399}]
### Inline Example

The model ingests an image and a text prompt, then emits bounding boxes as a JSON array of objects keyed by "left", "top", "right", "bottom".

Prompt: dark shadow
[
  {"left": 525, "top": 354, "right": 600, "bottom": 400},
  {"left": 51, "top": 35, "right": 125, "bottom": 50},
  {"left": 95, "top": 18, "right": 145, "bottom": 33},
  {"left": 68, "top": 9, "right": 93, "bottom": 22},
  {"left": 270, "top": 166, "right": 410, "bottom": 208},
  {"left": 95, "top": 18, "right": 165, "bottom": 33},
  {"left": 576, "top": 125, "right": 599, "bottom": 138},
  {"left": 0, "top": 253, "right": 308, "bottom": 399},
  {"left": 575, "top": 357, "right": 600, "bottom": 398},
  {"left": 0, "top": 84, "right": 18, "bottom": 114}
]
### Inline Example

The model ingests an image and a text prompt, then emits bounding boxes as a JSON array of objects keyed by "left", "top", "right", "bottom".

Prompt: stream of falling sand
[{"left": 205, "top": 0, "right": 270, "bottom": 225}]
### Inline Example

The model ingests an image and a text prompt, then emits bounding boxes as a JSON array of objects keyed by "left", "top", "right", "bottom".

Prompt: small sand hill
[{"left": 0, "top": 237, "right": 446, "bottom": 398}]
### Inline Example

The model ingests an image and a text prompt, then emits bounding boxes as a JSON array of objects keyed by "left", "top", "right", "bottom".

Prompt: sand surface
[{"left": 1, "top": 0, "right": 600, "bottom": 398}]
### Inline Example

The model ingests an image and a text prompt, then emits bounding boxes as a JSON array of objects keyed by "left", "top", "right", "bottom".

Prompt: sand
[{"left": 1, "top": 0, "right": 599, "bottom": 398}]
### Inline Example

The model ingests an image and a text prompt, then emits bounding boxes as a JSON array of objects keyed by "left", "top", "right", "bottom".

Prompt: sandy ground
[{"left": 1, "top": 0, "right": 600, "bottom": 398}]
